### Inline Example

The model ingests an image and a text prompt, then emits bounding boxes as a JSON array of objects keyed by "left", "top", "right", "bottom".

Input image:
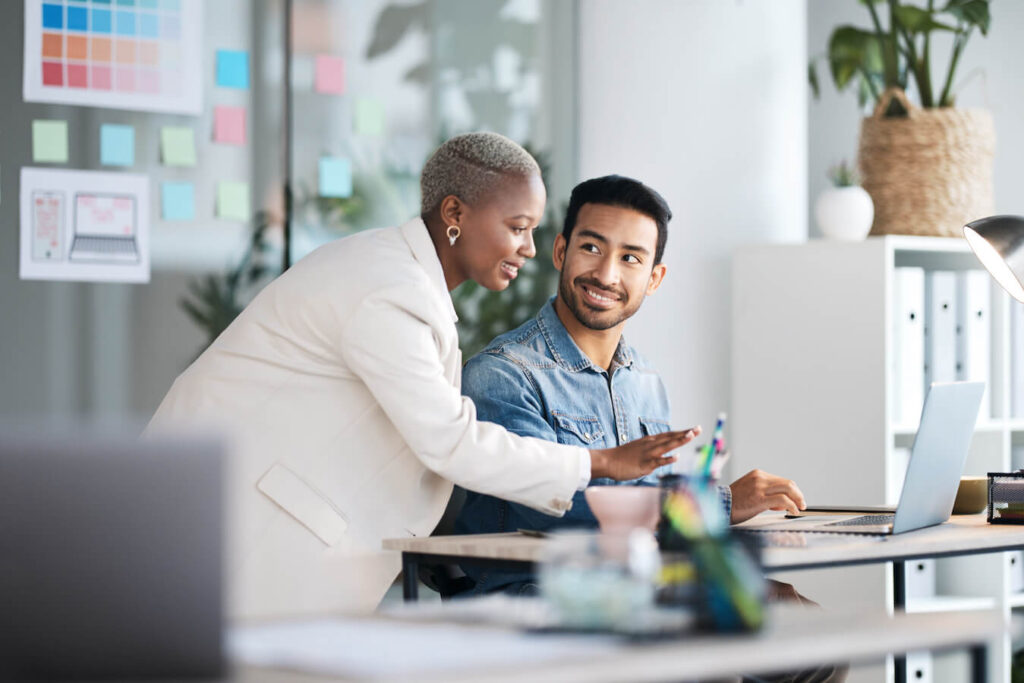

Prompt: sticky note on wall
[
  {"left": 32, "top": 120, "right": 69, "bottom": 163},
  {"left": 319, "top": 157, "right": 352, "bottom": 198},
  {"left": 217, "top": 182, "right": 250, "bottom": 221},
  {"left": 216, "top": 49, "right": 250, "bottom": 89},
  {"left": 100, "top": 124, "right": 135, "bottom": 167},
  {"left": 315, "top": 55, "right": 345, "bottom": 94},
  {"left": 214, "top": 106, "right": 246, "bottom": 145},
  {"left": 160, "top": 126, "right": 196, "bottom": 166},
  {"left": 354, "top": 98, "right": 385, "bottom": 136},
  {"left": 161, "top": 182, "right": 195, "bottom": 221}
]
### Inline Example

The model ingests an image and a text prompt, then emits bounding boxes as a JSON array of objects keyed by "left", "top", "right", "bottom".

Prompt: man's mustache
[{"left": 574, "top": 277, "right": 626, "bottom": 302}]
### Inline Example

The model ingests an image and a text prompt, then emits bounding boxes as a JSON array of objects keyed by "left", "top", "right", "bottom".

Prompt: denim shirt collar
[{"left": 536, "top": 297, "right": 634, "bottom": 373}]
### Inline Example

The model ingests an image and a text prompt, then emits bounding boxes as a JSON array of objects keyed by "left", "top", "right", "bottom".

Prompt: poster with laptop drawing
[
  {"left": 20, "top": 167, "right": 150, "bottom": 283},
  {"left": 23, "top": 0, "right": 202, "bottom": 115}
]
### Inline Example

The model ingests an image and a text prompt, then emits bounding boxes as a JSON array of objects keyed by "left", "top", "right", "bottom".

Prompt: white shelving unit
[{"left": 732, "top": 236, "right": 1020, "bottom": 683}]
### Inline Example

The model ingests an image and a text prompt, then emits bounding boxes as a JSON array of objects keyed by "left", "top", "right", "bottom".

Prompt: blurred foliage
[
  {"left": 452, "top": 145, "right": 562, "bottom": 359},
  {"left": 808, "top": 0, "right": 992, "bottom": 111},
  {"left": 178, "top": 190, "right": 365, "bottom": 356}
]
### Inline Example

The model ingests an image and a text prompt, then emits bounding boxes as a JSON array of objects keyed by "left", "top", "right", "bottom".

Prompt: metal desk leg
[
  {"left": 970, "top": 644, "right": 987, "bottom": 683},
  {"left": 402, "top": 553, "right": 419, "bottom": 602},
  {"left": 893, "top": 561, "right": 906, "bottom": 683}
]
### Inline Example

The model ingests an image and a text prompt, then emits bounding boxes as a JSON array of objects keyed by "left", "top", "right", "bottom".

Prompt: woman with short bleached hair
[{"left": 146, "top": 132, "right": 697, "bottom": 618}]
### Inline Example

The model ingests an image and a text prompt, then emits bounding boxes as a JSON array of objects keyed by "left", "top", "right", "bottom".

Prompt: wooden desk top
[
  {"left": 233, "top": 606, "right": 1001, "bottom": 682},
  {"left": 383, "top": 514, "right": 1024, "bottom": 571}
]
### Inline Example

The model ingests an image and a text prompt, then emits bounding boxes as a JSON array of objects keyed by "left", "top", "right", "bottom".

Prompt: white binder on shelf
[
  {"left": 1010, "top": 551, "right": 1024, "bottom": 594},
  {"left": 905, "top": 559, "right": 937, "bottom": 600},
  {"left": 892, "top": 268, "right": 925, "bottom": 426},
  {"left": 1013, "top": 301, "right": 1024, "bottom": 419},
  {"left": 956, "top": 271, "right": 992, "bottom": 420},
  {"left": 924, "top": 271, "right": 958, "bottom": 389},
  {"left": 905, "top": 651, "right": 933, "bottom": 683}
]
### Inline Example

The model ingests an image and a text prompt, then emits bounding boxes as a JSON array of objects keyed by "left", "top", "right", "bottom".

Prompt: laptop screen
[{"left": 74, "top": 192, "right": 137, "bottom": 238}]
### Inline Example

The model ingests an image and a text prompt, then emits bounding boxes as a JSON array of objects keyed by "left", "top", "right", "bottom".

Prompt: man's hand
[
  {"left": 590, "top": 427, "right": 701, "bottom": 481},
  {"left": 729, "top": 469, "right": 806, "bottom": 523}
]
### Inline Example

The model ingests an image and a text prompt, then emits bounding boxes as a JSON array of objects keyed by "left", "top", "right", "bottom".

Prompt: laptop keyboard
[
  {"left": 825, "top": 514, "right": 895, "bottom": 527},
  {"left": 72, "top": 237, "right": 137, "bottom": 254}
]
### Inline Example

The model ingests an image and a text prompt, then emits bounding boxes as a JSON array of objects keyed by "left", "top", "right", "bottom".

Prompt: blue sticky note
[
  {"left": 319, "top": 157, "right": 353, "bottom": 198},
  {"left": 161, "top": 182, "right": 195, "bottom": 221},
  {"left": 42, "top": 4, "right": 63, "bottom": 29},
  {"left": 100, "top": 124, "right": 135, "bottom": 167},
  {"left": 216, "top": 50, "right": 249, "bottom": 89}
]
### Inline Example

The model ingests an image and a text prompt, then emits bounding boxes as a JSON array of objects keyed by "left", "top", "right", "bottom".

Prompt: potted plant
[
  {"left": 809, "top": 0, "right": 995, "bottom": 238},
  {"left": 814, "top": 161, "right": 875, "bottom": 241}
]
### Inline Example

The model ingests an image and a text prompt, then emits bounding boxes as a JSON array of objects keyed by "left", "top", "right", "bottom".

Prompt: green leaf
[
  {"left": 894, "top": 5, "right": 956, "bottom": 33},
  {"left": 827, "top": 26, "right": 884, "bottom": 91},
  {"left": 943, "top": 0, "right": 991, "bottom": 35},
  {"left": 365, "top": 3, "right": 429, "bottom": 59},
  {"left": 808, "top": 61, "right": 820, "bottom": 98}
]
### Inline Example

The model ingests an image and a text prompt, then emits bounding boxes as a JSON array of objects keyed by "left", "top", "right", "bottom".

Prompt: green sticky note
[
  {"left": 217, "top": 182, "right": 250, "bottom": 221},
  {"left": 160, "top": 126, "right": 197, "bottom": 166},
  {"left": 354, "top": 97, "right": 385, "bottom": 136},
  {"left": 33, "top": 120, "right": 69, "bottom": 163}
]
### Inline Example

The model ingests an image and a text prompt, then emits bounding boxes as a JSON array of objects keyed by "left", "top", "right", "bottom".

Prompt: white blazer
[{"left": 147, "top": 218, "right": 585, "bottom": 619}]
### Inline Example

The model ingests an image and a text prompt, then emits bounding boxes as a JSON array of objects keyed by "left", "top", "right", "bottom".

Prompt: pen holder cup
[
  {"left": 987, "top": 471, "right": 1024, "bottom": 524},
  {"left": 690, "top": 533, "right": 765, "bottom": 633},
  {"left": 655, "top": 476, "right": 764, "bottom": 632}
]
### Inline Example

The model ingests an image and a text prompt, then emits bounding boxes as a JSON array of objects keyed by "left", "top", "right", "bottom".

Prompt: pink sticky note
[
  {"left": 214, "top": 106, "right": 247, "bottom": 146},
  {"left": 315, "top": 55, "right": 345, "bottom": 95}
]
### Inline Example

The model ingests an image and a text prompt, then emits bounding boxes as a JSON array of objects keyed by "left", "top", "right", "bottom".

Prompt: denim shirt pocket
[
  {"left": 638, "top": 417, "right": 674, "bottom": 481},
  {"left": 551, "top": 411, "right": 605, "bottom": 447},
  {"left": 639, "top": 417, "right": 671, "bottom": 436}
]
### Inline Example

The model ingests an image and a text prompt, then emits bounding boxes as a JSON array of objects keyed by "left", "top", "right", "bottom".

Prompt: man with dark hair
[{"left": 454, "top": 175, "right": 807, "bottom": 596}]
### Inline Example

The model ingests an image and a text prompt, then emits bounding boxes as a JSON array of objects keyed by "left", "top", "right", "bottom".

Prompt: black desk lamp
[{"left": 963, "top": 215, "right": 1024, "bottom": 303}]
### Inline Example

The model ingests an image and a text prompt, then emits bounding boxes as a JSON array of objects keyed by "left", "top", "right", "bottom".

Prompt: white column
[{"left": 576, "top": 0, "right": 808, "bottom": 445}]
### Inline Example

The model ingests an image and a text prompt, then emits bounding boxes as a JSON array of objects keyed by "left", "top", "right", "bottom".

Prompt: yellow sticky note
[
  {"left": 32, "top": 120, "right": 69, "bottom": 163},
  {"left": 217, "top": 182, "right": 250, "bottom": 221},
  {"left": 161, "top": 126, "right": 197, "bottom": 166}
]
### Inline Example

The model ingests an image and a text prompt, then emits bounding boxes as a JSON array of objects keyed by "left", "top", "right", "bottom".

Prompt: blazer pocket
[
  {"left": 552, "top": 411, "right": 604, "bottom": 446},
  {"left": 257, "top": 463, "right": 349, "bottom": 546}
]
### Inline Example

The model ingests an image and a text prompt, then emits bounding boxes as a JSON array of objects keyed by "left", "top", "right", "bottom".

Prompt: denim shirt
[{"left": 454, "top": 298, "right": 731, "bottom": 595}]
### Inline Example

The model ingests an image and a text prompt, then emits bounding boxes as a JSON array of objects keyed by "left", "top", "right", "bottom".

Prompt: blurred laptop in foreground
[{"left": 0, "top": 425, "right": 223, "bottom": 680}]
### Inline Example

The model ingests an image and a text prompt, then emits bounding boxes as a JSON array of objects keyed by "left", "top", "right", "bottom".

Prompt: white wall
[
  {"left": 576, "top": 0, "right": 808, "bottom": 447},
  {"left": 808, "top": 2, "right": 1024, "bottom": 233}
]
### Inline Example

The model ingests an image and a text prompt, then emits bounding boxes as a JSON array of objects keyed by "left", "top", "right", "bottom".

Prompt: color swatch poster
[
  {"left": 23, "top": 0, "right": 202, "bottom": 115},
  {"left": 20, "top": 167, "right": 150, "bottom": 283}
]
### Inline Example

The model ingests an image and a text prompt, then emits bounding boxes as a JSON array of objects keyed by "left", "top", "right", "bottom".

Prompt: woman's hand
[{"left": 590, "top": 427, "right": 701, "bottom": 481}]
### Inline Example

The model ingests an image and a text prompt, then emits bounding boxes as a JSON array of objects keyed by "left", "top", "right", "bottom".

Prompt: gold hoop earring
[{"left": 446, "top": 225, "right": 461, "bottom": 246}]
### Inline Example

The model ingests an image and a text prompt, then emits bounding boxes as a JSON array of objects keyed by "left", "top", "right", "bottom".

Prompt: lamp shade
[{"left": 962, "top": 215, "right": 1024, "bottom": 303}]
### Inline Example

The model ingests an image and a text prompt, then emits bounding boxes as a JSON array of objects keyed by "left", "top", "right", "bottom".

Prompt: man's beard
[{"left": 558, "top": 271, "right": 644, "bottom": 331}]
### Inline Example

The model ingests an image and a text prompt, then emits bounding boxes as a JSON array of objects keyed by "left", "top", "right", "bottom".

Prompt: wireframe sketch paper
[
  {"left": 23, "top": 0, "right": 203, "bottom": 115},
  {"left": 20, "top": 167, "right": 150, "bottom": 283}
]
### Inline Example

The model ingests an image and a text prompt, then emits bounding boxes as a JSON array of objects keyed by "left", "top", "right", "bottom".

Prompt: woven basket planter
[{"left": 858, "top": 88, "right": 996, "bottom": 238}]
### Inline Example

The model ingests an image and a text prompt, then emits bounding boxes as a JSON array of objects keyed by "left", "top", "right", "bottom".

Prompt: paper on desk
[{"left": 229, "top": 617, "right": 610, "bottom": 679}]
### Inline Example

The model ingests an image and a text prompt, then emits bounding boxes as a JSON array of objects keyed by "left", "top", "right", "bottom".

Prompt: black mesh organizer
[{"left": 988, "top": 471, "right": 1024, "bottom": 524}]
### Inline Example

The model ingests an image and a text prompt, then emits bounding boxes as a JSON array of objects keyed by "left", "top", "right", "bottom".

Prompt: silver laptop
[
  {"left": 68, "top": 192, "right": 140, "bottom": 263},
  {"left": 755, "top": 381, "right": 984, "bottom": 535},
  {"left": 0, "top": 426, "right": 224, "bottom": 679}
]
